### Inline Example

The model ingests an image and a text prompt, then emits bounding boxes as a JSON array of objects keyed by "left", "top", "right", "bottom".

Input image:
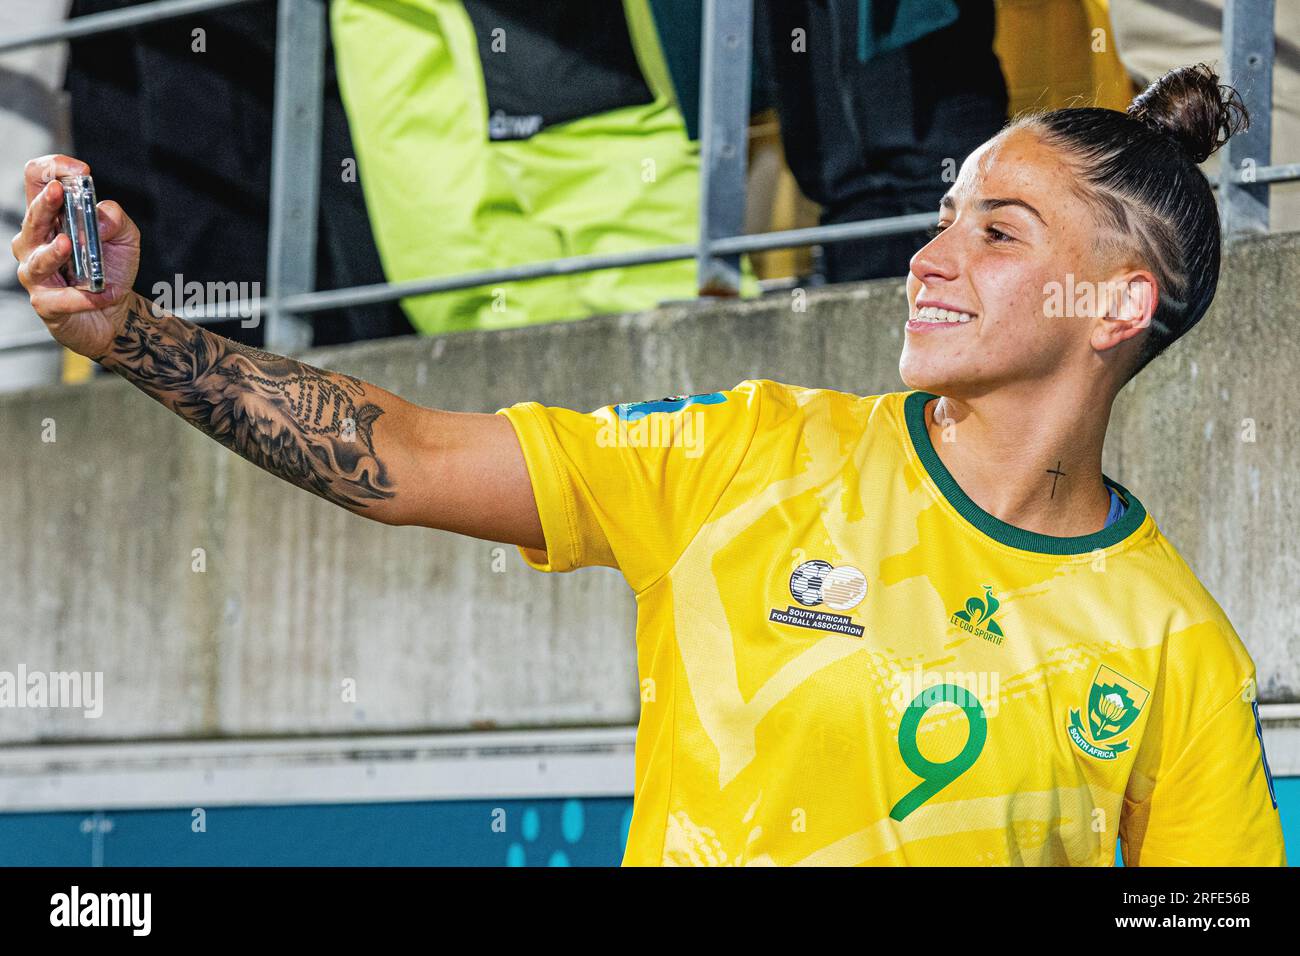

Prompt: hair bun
[{"left": 1126, "top": 63, "right": 1250, "bottom": 164}]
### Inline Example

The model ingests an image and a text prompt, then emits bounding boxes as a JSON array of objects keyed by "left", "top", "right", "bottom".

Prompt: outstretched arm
[{"left": 13, "top": 154, "right": 543, "bottom": 548}]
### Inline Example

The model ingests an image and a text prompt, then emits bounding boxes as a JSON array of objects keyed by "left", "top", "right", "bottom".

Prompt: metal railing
[{"left": 0, "top": 0, "right": 1293, "bottom": 354}]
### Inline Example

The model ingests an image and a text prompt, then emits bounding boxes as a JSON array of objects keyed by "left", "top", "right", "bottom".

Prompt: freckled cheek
[
  {"left": 966, "top": 277, "right": 1023, "bottom": 326},
  {"left": 973, "top": 259, "right": 1056, "bottom": 324}
]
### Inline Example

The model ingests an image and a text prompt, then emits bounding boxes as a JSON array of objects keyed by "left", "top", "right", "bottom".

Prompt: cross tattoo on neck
[{"left": 1047, "top": 460, "right": 1067, "bottom": 499}]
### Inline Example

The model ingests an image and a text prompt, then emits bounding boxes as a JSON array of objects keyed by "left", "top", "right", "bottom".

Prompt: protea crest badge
[{"left": 1068, "top": 665, "right": 1150, "bottom": 760}]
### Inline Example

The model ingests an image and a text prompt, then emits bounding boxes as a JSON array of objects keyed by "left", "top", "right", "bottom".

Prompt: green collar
[{"left": 902, "top": 390, "right": 1147, "bottom": 555}]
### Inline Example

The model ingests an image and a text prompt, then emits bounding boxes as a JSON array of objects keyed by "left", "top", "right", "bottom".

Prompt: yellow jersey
[{"left": 498, "top": 381, "right": 1285, "bottom": 866}]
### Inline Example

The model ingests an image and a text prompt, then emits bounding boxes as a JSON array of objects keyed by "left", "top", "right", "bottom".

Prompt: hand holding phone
[
  {"left": 13, "top": 155, "right": 141, "bottom": 360},
  {"left": 58, "top": 174, "right": 105, "bottom": 293}
]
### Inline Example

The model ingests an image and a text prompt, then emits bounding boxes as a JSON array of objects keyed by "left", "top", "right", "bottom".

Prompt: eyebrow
[{"left": 939, "top": 193, "right": 1048, "bottom": 226}]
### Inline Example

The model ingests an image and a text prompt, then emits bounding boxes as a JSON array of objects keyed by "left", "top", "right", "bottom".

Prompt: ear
[{"left": 1091, "top": 271, "right": 1158, "bottom": 353}]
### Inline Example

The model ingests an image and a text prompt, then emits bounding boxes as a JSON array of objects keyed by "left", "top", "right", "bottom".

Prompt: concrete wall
[{"left": 2, "top": 232, "right": 1299, "bottom": 744}]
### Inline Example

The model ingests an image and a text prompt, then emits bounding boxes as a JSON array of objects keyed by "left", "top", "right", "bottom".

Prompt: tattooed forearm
[{"left": 100, "top": 294, "right": 396, "bottom": 510}]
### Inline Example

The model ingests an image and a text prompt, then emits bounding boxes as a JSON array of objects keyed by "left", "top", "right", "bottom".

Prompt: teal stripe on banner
[{"left": 1, "top": 781, "right": 1294, "bottom": 865}]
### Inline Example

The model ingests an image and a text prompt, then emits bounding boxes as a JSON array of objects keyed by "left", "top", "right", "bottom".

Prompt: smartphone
[{"left": 58, "top": 174, "right": 105, "bottom": 293}]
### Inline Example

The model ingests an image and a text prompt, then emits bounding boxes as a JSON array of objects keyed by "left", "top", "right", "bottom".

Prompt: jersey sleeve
[
  {"left": 1120, "top": 618, "right": 1286, "bottom": 866},
  {"left": 495, "top": 382, "right": 768, "bottom": 592}
]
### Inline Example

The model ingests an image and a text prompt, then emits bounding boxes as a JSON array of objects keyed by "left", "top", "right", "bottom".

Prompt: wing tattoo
[{"left": 105, "top": 300, "right": 396, "bottom": 510}]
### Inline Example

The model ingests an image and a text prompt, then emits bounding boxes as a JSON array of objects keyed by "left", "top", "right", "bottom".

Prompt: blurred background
[{"left": 0, "top": 0, "right": 1297, "bottom": 865}]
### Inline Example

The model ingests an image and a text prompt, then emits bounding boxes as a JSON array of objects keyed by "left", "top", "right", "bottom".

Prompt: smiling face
[{"left": 900, "top": 127, "right": 1144, "bottom": 399}]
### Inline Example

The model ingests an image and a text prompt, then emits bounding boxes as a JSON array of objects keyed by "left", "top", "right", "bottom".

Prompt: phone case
[{"left": 59, "top": 174, "right": 105, "bottom": 293}]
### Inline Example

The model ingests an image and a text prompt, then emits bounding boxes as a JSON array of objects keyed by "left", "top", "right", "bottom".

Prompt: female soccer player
[{"left": 13, "top": 64, "right": 1283, "bottom": 866}]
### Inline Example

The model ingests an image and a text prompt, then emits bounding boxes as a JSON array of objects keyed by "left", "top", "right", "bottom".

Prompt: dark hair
[{"left": 1011, "top": 64, "right": 1249, "bottom": 378}]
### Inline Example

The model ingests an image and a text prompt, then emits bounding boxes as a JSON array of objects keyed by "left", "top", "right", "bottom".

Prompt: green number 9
[{"left": 889, "top": 683, "right": 987, "bottom": 822}]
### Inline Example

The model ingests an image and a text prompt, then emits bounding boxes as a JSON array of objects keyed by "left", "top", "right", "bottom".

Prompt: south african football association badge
[
  {"left": 1067, "top": 665, "right": 1150, "bottom": 760},
  {"left": 768, "top": 559, "right": 868, "bottom": 637}
]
